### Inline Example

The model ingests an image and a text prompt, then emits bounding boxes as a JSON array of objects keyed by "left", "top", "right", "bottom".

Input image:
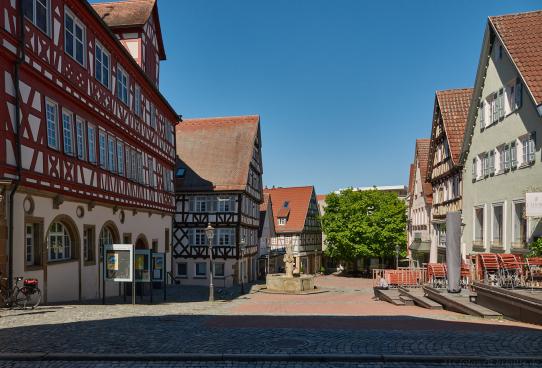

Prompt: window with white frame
[
  {"left": 195, "top": 262, "right": 206, "bottom": 277},
  {"left": 214, "top": 262, "right": 225, "bottom": 277},
  {"left": 23, "top": 0, "right": 50, "bottom": 35},
  {"left": 134, "top": 84, "right": 142, "bottom": 117},
  {"left": 190, "top": 229, "right": 206, "bottom": 246},
  {"left": 45, "top": 99, "right": 58, "bottom": 149},
  {"left": 474, "top": 206, "right": 484, "bottom": 245},
  {"left": 176, "top": 262, "right": 187, "bottom": 277},
  {"left": 48, "top": 222, "right": 71, "bottom": 261},
  {"left": 116, "top": 141, "right": 124, "bottom": 176},
  {"left": 75, "top": 117, "right": 86, "bottom": 161},
  {"left": 87, "top": 124, "right": 96, "bottom": 164},
  {"left": 194, "top": 196, "right": 209, "bottom": 212},
  {"left": 148, "top": 158, "right": 154, "bottom": 187},
  {"left": 492, "top": 203, "right": 503, "bottom": 246},
  {"left": 520, "top": 133, "right": 536, "bottom": 166},
  {"left": 64, "top": 9, "right": 85, "bottom": 65},
  {"left": 95, "top": 43, "right": 110, "bottom": 88},
  {"left": 488, "top": 150, "right": 495, "bottom": 175},
  {"left": 217, "top": 228, "right": 235, "bottom": 246},
  {"left": 116, "top": 66, "right": 129, "bottom": 105},
  {"left": 62, "top": 110, "right": 74, "bottom": 155},
  {"left": 107, "top": 136, "right": 116, "bottom": 173},
  {"left": 278, "top": 217, "right": 287, "bottom": 226},
  {"left": 150, "top": 104, "right": 157, "bottom": 129},
  {"left": 98, "top": 130, "right": 107, "bottom": 169},
  {"left": 481, "top": 153, "right": 489, "bottom": 177},
  {"left": 512, "top": 201, "right": 527, "bottom": 246},
  {"left": 510, "top": 141, "right": 517, "bottom": 168},
  {"left": 217, "top": 196, "right": 234, "bottom": 212},
  {"left": 497, "top": 145, "right": 505, "bottom": 174}
]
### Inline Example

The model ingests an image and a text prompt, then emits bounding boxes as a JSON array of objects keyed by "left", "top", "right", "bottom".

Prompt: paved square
[{"left": 0, "top": 275, "right": 540, "bottom": 367}]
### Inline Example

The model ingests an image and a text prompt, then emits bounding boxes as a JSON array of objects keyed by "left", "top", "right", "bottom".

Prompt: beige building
[{"left": 460, "top": 11, "right": 542, "bottom": 256}]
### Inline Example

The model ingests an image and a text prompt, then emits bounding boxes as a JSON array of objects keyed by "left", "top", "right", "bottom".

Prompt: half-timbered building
[
  {"left": 407, "top": 139, "right": 432, "bottom": 266},
  {"left": 0, "top": 0, "right": 177, "bottom": 302},
  {"left": 173, "top": 116, "right": 263, "bottom": 287},
  {"left": 426, "top": 88, "right": 472, "bottom": 262},
  {"left": 264, "top": 186, "right": 322, "bottom": 274}
]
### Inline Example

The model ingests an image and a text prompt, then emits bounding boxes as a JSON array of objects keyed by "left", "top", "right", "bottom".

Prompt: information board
[
  {"left": 104, "top": 244, "right": 133, "bottom": 282},
  {"left": 135, "top": 249, "right": 151, "bottom": 282},
  {"left": 152, "top": 253, "right": 165, "bottom": 282}
]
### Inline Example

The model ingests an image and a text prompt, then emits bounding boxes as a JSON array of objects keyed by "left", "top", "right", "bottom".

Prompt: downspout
[
  {"left": 170, "top": 114, "right": 182, "bottom": 282},
  {"left": 8, "top": 0, "right": 25, "bottom": 289}
]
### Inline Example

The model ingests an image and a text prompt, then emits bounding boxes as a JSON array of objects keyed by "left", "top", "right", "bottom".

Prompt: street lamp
[
  {"left": 239, "top": 237, "right": 246, "bottom": 294},
  {"left": 205, "top": 223, "right": 215, "bottom": 302}
]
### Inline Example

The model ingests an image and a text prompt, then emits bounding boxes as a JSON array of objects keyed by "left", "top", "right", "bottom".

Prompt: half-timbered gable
[
  {"left": 172, "top": 115, "right": 263, "bottom": 286},
  {"left": 265, "top": 186, "right": 322, "bottom": 274},
  {"left": 426, "top": 88, "right": 472, "bottom": 262},
  {"left": 0, "top": 0, "right": 177, "bottom": 302},
  {"left": 92, "top": 0, "right": 166, "bottom": 86}
]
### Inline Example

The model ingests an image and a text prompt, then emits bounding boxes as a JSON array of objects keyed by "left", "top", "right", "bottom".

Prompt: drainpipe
[{"left": 7, "top": 0, "right": 25, "bottom": 289}]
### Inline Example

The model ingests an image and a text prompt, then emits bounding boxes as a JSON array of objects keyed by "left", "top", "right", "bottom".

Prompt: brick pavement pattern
[{"left": 0, "top": 275, "right": 540, "bottom": 363}]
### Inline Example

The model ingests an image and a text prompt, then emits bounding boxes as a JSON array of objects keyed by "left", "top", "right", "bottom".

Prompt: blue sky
[{"left": 153, "top": 0, "right": 541, "bottom": 194}]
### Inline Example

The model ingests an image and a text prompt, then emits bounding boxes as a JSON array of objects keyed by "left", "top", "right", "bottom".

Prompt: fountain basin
[{"left": 265, "top": 273, "right": 315, "bottom": 294}]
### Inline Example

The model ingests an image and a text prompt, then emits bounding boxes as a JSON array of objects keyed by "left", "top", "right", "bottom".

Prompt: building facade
[
  {"left": 407, "top": 139, "right": 432, "bottom": 265},
  {"left": 0, "top": 0, "right": 177, "bottom": 302},
  {"left": 257, "top": 192, "right": 275, "bottom": 279},
  {"left": 426, "top": 88, "right": 472, "bottom": 262},
  {"left": 265, "top": 186, "right": 322, "bottom": 274},
  {"left": 172, "top": 116, "right": 263, "bottom": 287},
  {"left": 460, "top": 11, "right": 542, "bottom": 256}
]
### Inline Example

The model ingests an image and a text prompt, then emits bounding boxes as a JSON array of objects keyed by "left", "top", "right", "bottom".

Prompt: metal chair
[
  {"left": 497, "top": 254, "right": 523, "bottom": 288},
  {"left": 427, "top": 263, "right": 447, "bottom": 289},
  {"left": 478, "top": 253, "right": 500, "bottom": 286}
]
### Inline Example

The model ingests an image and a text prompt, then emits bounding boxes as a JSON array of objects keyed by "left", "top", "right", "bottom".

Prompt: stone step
[
  {"left": 423, "top": 286, "right": 502, "bottom": 319},
  {"left": 398, "top": 287, "right": 443, "bottom": 310},
  {"left": 399, "top": 295, "right": 415, "bottom": 306},
  {"left": 373, "top": 288, "right": 405, "bottom": 306}
]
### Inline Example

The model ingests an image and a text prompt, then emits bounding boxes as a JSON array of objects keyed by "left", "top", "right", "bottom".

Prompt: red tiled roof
[
  {"left": 316, "top": 194, "right": 327, "bottom": 202},
  {"left": 277, "top": 207, "right": 290, "bottom": 218},
  {"left": 415, "top": 139, "right": 433, "bottom": 202},
  {"left": 490, "top": 10, "right": 542, "bottom": 106},
  {"left": 436, "top": 88, "right": 473, "bottom": 164},
  {"left": 175, "top": 116, "right": 260, "bottom": 192},
  {"left": 92, "top": 0, "right": 166, "bottom": 60},
  {"left": 260, "top": 192, "right": 270, "bottom": 212},
  {"left": 264, "top": 186, "right": 315, "bottom": 233},
  {"left": 92, "top": 0, "right": 155, "bottom": 28}
]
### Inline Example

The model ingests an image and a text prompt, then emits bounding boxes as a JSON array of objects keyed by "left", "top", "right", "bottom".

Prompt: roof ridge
[
  {"left": 489, "top": 9, "right": 542, "bottom": 19},
  {"left": 183, "top": 115, "right": 260, "bottom": 121},
  {"left": 265, "top": 185, "right": 314, "bottom": 190},
  {"left": 92, "top": 0, "right": 154, "bottom": 5}
]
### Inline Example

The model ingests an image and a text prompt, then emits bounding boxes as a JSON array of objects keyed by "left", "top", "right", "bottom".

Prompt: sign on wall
[
  {"left": 104, "top": 244, "right": 133, "bottom": 282},
  {"left": 526, "top": 193, "right": 542, "bottom": 217},
  {"left": 152, "top": 253, "right": 165, "bottom": 282},
  {"left": 135, "top": 249, "right": 151, "bottom": 282}
]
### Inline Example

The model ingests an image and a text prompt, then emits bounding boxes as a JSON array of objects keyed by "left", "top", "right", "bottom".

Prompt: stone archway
[{"left": 135, "top": 234, "right": 149, "bottom": 249}]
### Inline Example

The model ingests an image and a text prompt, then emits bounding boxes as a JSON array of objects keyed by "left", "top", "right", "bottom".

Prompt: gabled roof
[
  {"left": 414, "top": 139, "right": 433, "bottom": 203},
  {"left": 461, "top": 10, "right": 542, "bottom": 162},
  {"left": 175, "top": 116, "right": 260, "bottom": 192},
  {"left": 490, "top": 10, "right": 542, "bottom": 108},
  {"left": 92, "top": 0, "right": 166, "bottom": 60},
  {"left": 264, "top": 186, "right": 315, "bottom": 233},
  {"left": 435, "top": 89, "right": 473, "bottom": 165}
]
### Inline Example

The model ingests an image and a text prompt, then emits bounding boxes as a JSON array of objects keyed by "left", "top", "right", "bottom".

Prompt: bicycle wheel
[{"left": 15, "top": 287, "right": 41, "bottom": 309}]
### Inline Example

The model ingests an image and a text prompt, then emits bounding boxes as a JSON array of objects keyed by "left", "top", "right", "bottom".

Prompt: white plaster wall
[{"left": 12, "top": 191, "right": 172, "bottom": 303}]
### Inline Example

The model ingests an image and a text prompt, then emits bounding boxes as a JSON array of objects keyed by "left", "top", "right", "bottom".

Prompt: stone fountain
[{"left": 265, "top": 244, "right": 315, "bottom": 293}]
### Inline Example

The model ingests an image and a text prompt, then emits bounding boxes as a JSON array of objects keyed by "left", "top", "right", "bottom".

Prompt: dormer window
[
  {"left": 175, "top": 167, "right": 186, "bottom": 178},
  {"left": 283, "top": 201, "right": 289, "bottom": 208},
  {"left": 278, "top": 217, "right": 287, "bottom": 226}
]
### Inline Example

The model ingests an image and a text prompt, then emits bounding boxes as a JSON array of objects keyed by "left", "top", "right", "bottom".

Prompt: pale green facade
[{"left": 462, "top": 34, "right": 542, "bottom": 257}]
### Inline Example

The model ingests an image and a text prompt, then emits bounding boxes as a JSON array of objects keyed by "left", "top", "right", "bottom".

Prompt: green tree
[{"left": 321, "top": 188, "right": 407, "bottom": 265}]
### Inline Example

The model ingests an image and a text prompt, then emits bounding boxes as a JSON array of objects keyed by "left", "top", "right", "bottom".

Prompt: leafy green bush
[{"left": 529, "top": 237, "right": 542, "bottom": 257}]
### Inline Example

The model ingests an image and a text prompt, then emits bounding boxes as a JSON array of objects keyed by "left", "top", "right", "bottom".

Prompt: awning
[{"left": 409, "top": 239, "right": 431, "bottom": 252}]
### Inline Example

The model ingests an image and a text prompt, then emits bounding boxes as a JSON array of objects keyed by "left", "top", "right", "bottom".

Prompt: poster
[
  {"left": 135, "top": 250, "right": 151, "bottom": 282},
  {"left": 152, "top": 253, "right": 165, "bottom": 282},
  {"left": 104, "top": 244, "right": 133, "bottom": 282}
]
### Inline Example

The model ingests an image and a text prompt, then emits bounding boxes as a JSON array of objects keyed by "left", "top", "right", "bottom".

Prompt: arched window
[
  {"left": 99, "top": 226, "right": 115, "bottom": 259},
  {"left": 48, "top": 222, "right": 72, "bottom": 261}
]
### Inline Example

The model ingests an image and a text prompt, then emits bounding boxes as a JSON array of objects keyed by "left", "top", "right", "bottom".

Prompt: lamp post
[
  {"left": 205, "top": 223, "right": 215, "bottom": 302},
  {"left": 239, "top": 237, "right": 246, "bottom": 294}
]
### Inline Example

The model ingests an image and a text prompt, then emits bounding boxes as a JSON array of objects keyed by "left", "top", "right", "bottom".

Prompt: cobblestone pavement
[
  {"left": 0, "top": 275, "right": 540, "bottom": 364},
  {"left": 0, "top": 361, "right": 541, "bottom": 368}
]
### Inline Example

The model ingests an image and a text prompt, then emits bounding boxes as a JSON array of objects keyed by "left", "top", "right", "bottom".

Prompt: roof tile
[{"left": 264, "top": 186, "right": 315, "bottom": 233}]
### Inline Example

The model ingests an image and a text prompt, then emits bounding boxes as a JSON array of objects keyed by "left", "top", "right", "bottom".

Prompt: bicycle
[{"left": 0, "top": 274, "right": 42, "bottom": 309}]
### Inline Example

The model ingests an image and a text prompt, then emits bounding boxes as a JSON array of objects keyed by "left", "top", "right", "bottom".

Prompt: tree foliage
[{"left": 321, "top": 189, "right": 407, "bottom": 262}]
